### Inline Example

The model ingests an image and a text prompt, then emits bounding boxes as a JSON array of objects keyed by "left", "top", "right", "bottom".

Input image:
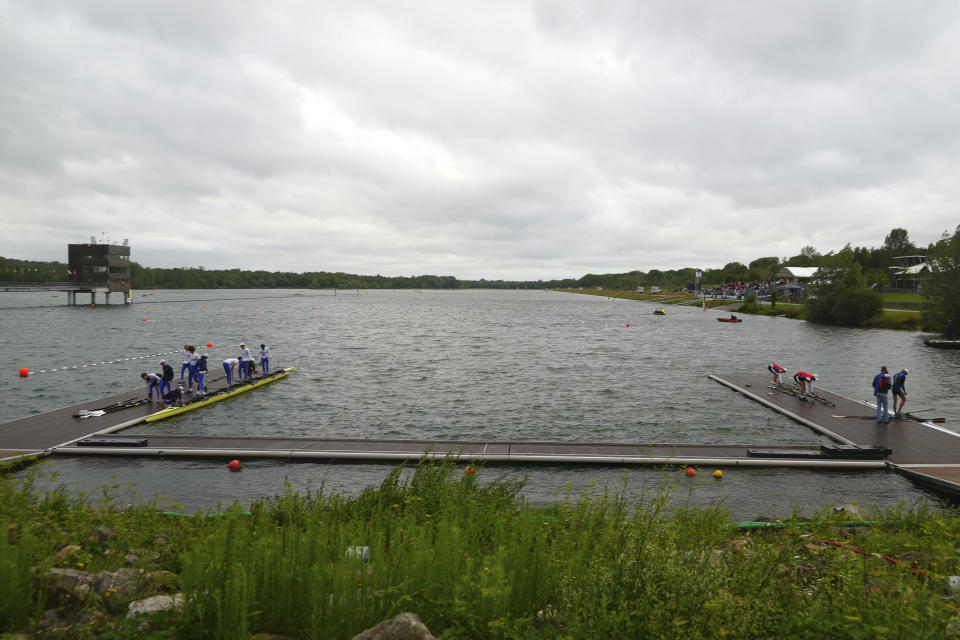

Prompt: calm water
[{"left": 2, "top": 288, "right": 957, "bottom": 519}]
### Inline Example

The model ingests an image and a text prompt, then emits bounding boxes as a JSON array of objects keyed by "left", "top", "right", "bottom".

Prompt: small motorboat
[
  {"left": 717, "top": 317, "right": 742, "bottom": 323},
  {"left": 653, "top": 308, "right": 667, "bottom": 315}
]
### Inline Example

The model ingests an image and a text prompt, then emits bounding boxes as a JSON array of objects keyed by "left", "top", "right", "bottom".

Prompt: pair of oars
[{"left": 832, "top": 410, "right": 945, "bottom": 424}]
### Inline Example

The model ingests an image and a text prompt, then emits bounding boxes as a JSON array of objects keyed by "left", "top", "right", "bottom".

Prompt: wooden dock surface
[
  {"left": 0, "top": 371, "right": 230, "bottom": 458},
  {"left": 709, "top": 373, "right": 960, "bottom": 495}
]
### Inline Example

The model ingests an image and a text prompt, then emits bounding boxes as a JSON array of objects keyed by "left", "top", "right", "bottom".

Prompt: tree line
[{"left": 2, "top": 225, "right": 957, "bottom": 331}]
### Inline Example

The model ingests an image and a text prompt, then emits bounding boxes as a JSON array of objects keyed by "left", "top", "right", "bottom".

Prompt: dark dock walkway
[
  {"left": 52, "top": 436, "right": 885, "bottom": 468},
  {"left": 709, "top": 373, "right": 960, "bottom": 496},
  {"left": 0, "top": 371, "right": 230, "bottom": 459}
]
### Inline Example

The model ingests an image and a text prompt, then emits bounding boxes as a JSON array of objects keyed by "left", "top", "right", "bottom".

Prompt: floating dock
[
  {"left": 3, "top": 372, "right": 958, "bottom": 498},
  {"left": 709, "top": 373, "right": 960, "bottom": 498}
]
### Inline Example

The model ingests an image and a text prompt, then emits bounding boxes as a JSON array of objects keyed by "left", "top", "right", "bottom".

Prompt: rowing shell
[{"left": 145, "top": 366, "right": 297, "bottom": 423}]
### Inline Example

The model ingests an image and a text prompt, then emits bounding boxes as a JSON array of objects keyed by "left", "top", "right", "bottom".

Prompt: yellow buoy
[{"left": 712, "top": 470, "right": 723, "bottom": 479}]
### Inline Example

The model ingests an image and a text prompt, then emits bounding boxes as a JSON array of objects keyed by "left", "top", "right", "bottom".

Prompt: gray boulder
[
  {"left": 127, "top": 593, "right": 183, "bottom": 619},
  {"left": 352, "top": 612, "right": 437, "bottom": 640}
]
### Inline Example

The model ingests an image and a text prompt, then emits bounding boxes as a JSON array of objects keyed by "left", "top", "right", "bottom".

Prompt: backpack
[{"left": 875, "top": 374, "right": 891, "bottom": 393}]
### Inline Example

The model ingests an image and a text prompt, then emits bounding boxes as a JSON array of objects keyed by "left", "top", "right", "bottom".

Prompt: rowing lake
[{"left": 2, "top": 288, "right": 957, "bottom": 520}]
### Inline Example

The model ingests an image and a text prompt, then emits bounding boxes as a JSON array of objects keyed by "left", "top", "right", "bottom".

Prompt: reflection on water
[{"left": 2, "top": 288, "right": 956, "bottom": 517}]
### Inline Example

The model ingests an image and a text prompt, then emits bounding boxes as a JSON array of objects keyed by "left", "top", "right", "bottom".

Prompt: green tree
[
  {"left": 787, "top": 246, "right": 820, "bottom": 267},
  {"left": 922, "top": 225, "right": 960, "bottom": 333},
  {"left": 748, "top": 256, "right": 780, "bottom": 280},
  {"left": 805, "top": 245, "right": 882, "bottom": 326},
  {"left": 883, "top": 227, "right": 914, "bottom": 254}
]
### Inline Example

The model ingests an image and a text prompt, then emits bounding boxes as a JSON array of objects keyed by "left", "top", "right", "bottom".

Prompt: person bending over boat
[
  {"left": 196, "top": 354, "right": 208, "bottom": 394},
  {"left": 260, "top": 344, "right": 271, "bottom": 375},
  {"left": 223, "top": 356, "right": 240, "bottom": 385},
  {"left": 892, "top": 368, "right": 908, "bottom": 416},
  {"left": 768, "top": 362, "right": 786, "bottom": 385},
  {"left": 163, "top": 384, "right": 184, "bottom": 406},
  {"left": 793, "top": 371, "right": 817, "bottom": 401},
  {"left": 159, "top": 360, "right": 174, "bottom": 399},
  {"left": 141, "top": 372, "right": 162, "bottom": 402},
  {"left": 872, "top": 366, "right": 892, "bottom": 423}
]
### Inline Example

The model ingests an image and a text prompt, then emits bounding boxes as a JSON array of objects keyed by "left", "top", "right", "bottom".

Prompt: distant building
[
  {"left": 775, "top": 266, "right": 818, "bottom": 285},
  {"left": 889, "top": 255, "right": 928, "bottom": 291},
  {"left": 68, "top": 242, "right": 131, "bottom": 294}
]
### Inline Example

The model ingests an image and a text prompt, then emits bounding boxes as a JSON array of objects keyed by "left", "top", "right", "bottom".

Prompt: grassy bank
[
  {"left": 561, "top": 290, "right": 929, "bottom": 330},
  {"left": 3, "top": 458, "right": 960, "bottom": 638}
]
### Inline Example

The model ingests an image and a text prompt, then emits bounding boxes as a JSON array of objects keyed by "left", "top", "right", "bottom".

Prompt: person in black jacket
[{"left": 159, "top": 360, "right": 175, "bottom": 399}]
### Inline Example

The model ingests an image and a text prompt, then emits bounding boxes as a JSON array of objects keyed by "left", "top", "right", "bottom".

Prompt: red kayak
[{"left": 717, "top": 317, "right": 742, "bottom": 323}]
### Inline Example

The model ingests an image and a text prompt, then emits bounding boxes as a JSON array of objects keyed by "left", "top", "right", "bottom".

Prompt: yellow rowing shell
[{"left": 145, "top": 366, "right": 297, "bottom": 423}]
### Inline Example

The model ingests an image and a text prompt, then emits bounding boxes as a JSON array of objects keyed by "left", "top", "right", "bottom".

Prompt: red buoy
[
  {"left": 227, "top": 459, "right": 241, "bottom": 471},
  {"left": 19, "top": 367, "right": 29, "bottom": 377},
  {"left": 464, "top": 465, "right": 475, "bottom": 475},
  {"left": 206, "top": 342, "right": 213, "bottom": 348},
  {"left": 142, "top": 318, "right": 148, "bottom": 322},
  {"left": 685, "top": 467, "right": 696, "bottom": 477},
  {"left": 626, "top": 323, "right": 630, "bottom": 327}
]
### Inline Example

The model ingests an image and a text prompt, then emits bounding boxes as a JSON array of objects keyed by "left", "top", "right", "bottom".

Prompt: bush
[{"left": 831, "top": 288, "right": 883, "bottom": 326}]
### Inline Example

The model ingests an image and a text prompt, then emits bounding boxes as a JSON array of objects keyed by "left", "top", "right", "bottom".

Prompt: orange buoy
[
  {"left": 685, "top": 467, "right": 696, "bottom": 477},
  {"left": 202, "top": 305, "right": 206, "bottom": 309},
  {"left": 142, "top": 318, "right": 148, "bottom": 322},
  {"left": 206, "top": 342, "right": 213, "bottom": 348},
  {"left": 227, "top": 459, "right": 241, "bottom": 471},
  {"left": 19, "top": 367, "right": 29, "bottom": 377}
]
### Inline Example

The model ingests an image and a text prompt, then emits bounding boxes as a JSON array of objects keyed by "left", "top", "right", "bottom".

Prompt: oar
[{"left": 832, "top": 415, "right": 877, "bottom": 420}]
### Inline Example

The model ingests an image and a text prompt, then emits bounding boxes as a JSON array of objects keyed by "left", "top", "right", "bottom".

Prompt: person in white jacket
[
  {"left": 238, "top": 343, "right": 252, "bottom": 380},
  {"left": 259, "top": 344, "right": 271, "bottom": 375}
]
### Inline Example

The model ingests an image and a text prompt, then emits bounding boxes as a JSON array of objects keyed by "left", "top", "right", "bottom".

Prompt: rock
[
  {"left": 831, "top": 504, "right": 865, "bottom": 520},
  {"left": 352, "top": 612, "right": 437, "bottom": 640},
  {"left": 54, "top": 544, "right": 83, "bottom": 560},
  {"left": 43, "top": 567, "right": 97, "bottom": 601},
  {"left": 94, "top": 568, "right": 143, "bottom": 597},
  {"left": 127, "top": 593, "right": 183, "bottom": 619},
  {"left": 125, "top": 552, "right": 140, "bottom": 565},
  {"left": 89, "top": 525, "right": 117, "bottom": 543}
]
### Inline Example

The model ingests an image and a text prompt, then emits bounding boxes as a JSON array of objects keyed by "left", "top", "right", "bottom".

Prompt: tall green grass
[{"left": 2, "top": 458, "right": 960, "bottom": 638}]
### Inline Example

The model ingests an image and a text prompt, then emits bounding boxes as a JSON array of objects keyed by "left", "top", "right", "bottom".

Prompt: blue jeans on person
[
  {"left": 238, "top": 360, "right": 249, "bottom": 380},
  {"left": 875, "top": 392, "right": 889, "bottom": 422},
  {"left": 147, "top": 380, "right": 159, "bottom": 400},
  {"left": 261, "top": 357, "right": 269, "bottom": 374},
  {"left": 188, "top": 364, "right": 198, "bottom": 390},
  {"left": 223, "top": 363, "right": 233, "bottom": 384},
  {"left": 180, "top": 363, "right": 190, "bottom": 380},
  {"left": 196, "top": 371, "right": 205, "bottom": 391},
  {"left": 159, "top": 380, "right": 171, "bottom": 399}
]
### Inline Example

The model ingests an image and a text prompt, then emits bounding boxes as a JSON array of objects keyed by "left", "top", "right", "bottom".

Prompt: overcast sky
[{"left": 2, "top": 1, "right": 959, "bottom": 280}]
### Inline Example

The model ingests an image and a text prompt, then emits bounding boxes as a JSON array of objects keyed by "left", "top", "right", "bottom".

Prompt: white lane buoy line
[{"left": 23, "top": 350, "right": 185, "bottom": 375}]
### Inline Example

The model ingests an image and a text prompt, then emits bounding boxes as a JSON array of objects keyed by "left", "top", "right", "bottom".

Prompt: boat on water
[
  {"left": 717, "top": 317, "right": 742, "bottom": 323},
  {"left": 653, "top": 308, "right": 667, "bottom": 315},
  {"left": 924, "top": 340, "right": 960, "bottom": 349},
  {"left": 145, "top": 366, "right": 297, "bottom": 423}
]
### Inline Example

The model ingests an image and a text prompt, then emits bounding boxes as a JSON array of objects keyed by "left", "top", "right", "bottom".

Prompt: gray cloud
[{"left": 2, "top": 1, "right": 959, "bottom": 280}]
